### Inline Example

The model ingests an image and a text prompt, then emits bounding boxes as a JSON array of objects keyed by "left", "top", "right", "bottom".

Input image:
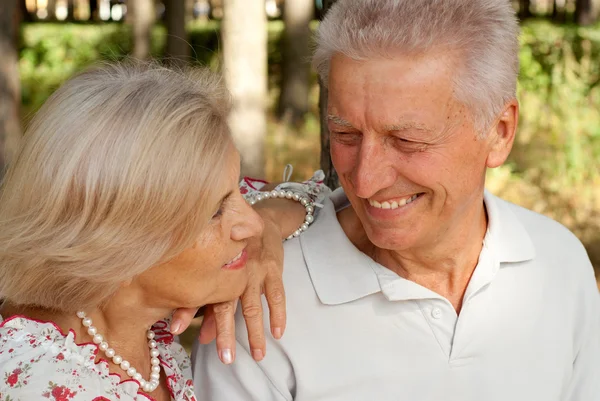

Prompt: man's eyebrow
[
  {"left": 327, "top": 115, "right": 354, "bottom": 128},
  {"left": 384, "top": 122, "right": 434, "bottom": 133}
]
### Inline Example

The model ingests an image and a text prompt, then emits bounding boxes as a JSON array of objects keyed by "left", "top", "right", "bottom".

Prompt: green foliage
[
  {"left": 19, "top": 21, "right": 288, "bottom": 116},
  {"left": 19, "top": 23, "right": 165, "bottom": 116},
  {"left": 517, "top": 19, "right": 600, "bottom": 189},
  {"left": 18, "top": 21, "right": 233, "bottom": 115}
]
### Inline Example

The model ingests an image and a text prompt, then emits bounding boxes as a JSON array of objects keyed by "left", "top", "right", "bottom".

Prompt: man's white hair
[{"left": 313, "top": 0, "right": 520, "bottom": 133}]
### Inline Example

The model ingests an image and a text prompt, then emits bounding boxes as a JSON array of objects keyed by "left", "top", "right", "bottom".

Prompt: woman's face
[{"left": 134, "top": 145, "right": 264, "bottom": 309}]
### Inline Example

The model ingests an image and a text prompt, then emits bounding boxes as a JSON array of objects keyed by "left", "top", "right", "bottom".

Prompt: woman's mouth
[{"left": 222, "top": 249, "right": 248, "bottom": 270}]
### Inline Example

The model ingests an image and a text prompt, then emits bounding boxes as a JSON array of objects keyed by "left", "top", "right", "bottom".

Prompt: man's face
[{"left": 328, "top": 52, "right": 503, "bottom": 252}]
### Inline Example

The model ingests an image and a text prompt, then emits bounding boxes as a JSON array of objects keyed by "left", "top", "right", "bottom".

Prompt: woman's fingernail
[
  {"left": 272, "top": 327, "right": 282, "bottom": 339},
  {"left": 252, "top": 349, "right": 264, "bottom": 361},
  {"left": 170, "top": 321, "right": 181, "bottom": 335},
  {"left": 220, "top": 349, "right": 233, "bottom": 364}
]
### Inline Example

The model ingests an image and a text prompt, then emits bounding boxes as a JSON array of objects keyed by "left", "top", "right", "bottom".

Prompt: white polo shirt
[{"left": 192, "top": 190, "right": 600, "bottom": 401}]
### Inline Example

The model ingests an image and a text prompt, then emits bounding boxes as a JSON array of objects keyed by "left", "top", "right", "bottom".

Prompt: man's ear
[{"left": 486, "top": 100, "right": 519, "bottom": 169}]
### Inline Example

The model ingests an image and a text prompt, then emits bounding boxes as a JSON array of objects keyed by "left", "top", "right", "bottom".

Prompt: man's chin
[{"left": 365, "top": 226, "right": 420, "bottom": 252}]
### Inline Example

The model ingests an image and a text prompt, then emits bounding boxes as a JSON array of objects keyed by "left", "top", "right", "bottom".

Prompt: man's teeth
[
  {"left": 369, "top": 194, "right": 419, "bottom": 209},
  {"left": 226, "top": 251, "right": 243, "bottom": 265}
]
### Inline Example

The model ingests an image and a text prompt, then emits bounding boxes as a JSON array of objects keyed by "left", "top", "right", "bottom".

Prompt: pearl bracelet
[{"left": 246, "top": 189, "right": 316, "bottom": 241}]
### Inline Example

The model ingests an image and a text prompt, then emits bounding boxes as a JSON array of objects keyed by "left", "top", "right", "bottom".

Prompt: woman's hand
[
  {"left": 203, "top": 215, "right": 286, "bottom": 364},
  {"left": 171, "top": 212, "right": 288, "bottom": 364}
]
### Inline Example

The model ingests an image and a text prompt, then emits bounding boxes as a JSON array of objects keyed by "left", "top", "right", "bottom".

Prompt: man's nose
[{"left": 351, "top": 141, "right": 396, "bottom": 199}]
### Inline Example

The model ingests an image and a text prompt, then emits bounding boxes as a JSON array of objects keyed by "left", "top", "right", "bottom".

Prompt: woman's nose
[{"left": 230, "top": 196, "right": 264, "bottom": 242}]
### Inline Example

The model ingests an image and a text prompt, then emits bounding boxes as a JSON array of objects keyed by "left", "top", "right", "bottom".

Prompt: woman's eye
[
  {"left": 212, "top": 193, "right": 233, "bottom": 220},
  {"left": 212, "top": 207, "right": 223, "bottom": 219}
]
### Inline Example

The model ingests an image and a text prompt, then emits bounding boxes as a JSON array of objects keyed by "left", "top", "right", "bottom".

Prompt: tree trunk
[
  {"left": 165, "top": 0, "right": 190, "bottom": 68},
  {"left": 222, "top": 0, "right": 267, "bottom": 177},
  {"left": 19, "top": 0, "right": 32, "bottom": 22},
  {"left": 318, "top": 0, "right": 338, "bottom": 189},
  {"left": 575, "top": 0, "right": 597, "bottom": 25},
  {"left": 47, "top": 0, "right": 56, "bottom": 19},
  {"left": 553, "top": 0, "right": 567, "bottom": 22},
  {"left": 89, "top": 0, "right": 98, "bottom": 21},
  {"left": 518, "top": 0, "right": 532, "bottom": 19},
  {"left": 0, "top": 0, "right": 22, "bottom": 177},
  {"left": 277, "top": 0, "right": 313, "bottom": 127},
  {"left": 68, "top": 0, "right": 75, "bottom": 20},
  {"left": 130, "top": 0, "right": 154, "bottom": 60}
]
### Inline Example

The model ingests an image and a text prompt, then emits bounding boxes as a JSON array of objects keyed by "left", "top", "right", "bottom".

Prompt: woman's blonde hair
[{"left": 0, "top": 61, "right": 232, "bottom": 312}]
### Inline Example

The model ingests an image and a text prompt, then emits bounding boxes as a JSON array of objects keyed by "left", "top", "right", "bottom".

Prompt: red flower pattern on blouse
[
  {"left": 43, "top": 383, "right": 78, "bottom": 400},
  {"left": 6, "top": 369, "right": 21, "bottom": 387},
  {"left": 0, "top": 315, "right": 197, "bottom": 400}
]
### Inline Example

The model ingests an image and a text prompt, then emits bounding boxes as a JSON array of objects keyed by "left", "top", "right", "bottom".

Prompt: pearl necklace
[{"left": 76, "top": 311, "right": 161, "bottom": 393}]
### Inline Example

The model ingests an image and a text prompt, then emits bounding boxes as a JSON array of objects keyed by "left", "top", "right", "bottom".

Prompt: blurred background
[{"left": 0, "top": 0, "right": 598, "bottom": 296}]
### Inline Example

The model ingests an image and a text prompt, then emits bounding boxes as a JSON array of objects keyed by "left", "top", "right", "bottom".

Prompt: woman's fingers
[
  {"left": 264, "top": 267, "right": 286, "bottom": 339},
  {"left": 258, "top": 217, "right": 287, "bottom": 340},
  {"left": 240, "top": 279, "right": 266, "bottom": 361},
  {"left": 170, "top": 307, "right": 200, "bottom": 335},
  {"left": 212, "top": 300, "right": 237, "bottom": 364},
  {"left": 198, "top": 305, "right": 217, "bottom": 344}
]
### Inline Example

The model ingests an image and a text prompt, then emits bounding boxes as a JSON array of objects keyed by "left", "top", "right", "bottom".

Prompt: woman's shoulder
[{"left": 0, "top": 315, "right": 148, "bottom": 400}]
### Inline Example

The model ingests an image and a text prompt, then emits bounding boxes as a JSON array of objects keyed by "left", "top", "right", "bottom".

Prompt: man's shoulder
[
  {"left": 493, "top": 194, "right": 592, "bottom": 277},
  {"left": 497, "top": 195, "right": 585, "bottom": 251}
]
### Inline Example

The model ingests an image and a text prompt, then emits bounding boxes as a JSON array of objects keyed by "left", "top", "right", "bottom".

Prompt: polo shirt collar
[
  {"left": 300, "top": 189, "right": 536, "bottom": 306},
  {"left": 300, "top": 195, "right": 382, "bottom": 305},
  {"left": 483, "top": 190, "right": 536, "bottom": 263}
]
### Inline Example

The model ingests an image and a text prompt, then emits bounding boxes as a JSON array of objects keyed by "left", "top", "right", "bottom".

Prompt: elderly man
[{"left": 193, "top": 0, "right": 600, "bottom": 400}]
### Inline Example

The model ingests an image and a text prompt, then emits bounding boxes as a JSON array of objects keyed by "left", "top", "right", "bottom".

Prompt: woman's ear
[{"left": 486, "top": 100, "right": 519, "bottom": 168}]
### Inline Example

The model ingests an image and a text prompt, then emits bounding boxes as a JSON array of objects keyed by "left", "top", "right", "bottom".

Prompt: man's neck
[{"left": 338, "top": 198, "right": 488, "bottom": 313}]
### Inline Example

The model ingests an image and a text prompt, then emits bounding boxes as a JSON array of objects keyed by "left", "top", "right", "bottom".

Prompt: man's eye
[
  {"left": 331, "top": 132, "right": 361, "bottom": 144},
  {"left": 394, "top": 136, "right": 414, "bottom": 143},
  {"left": 393, "top": 137, "right": 427, "bottom": 152}
]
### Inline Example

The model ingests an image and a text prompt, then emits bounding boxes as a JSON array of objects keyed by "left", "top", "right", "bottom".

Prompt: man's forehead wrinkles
[
  {"left": 384, "top": 122, "right": 434, "bottom": 133},
  {"left": 328, "top": 114, "right": 441, "bottom": 136}
]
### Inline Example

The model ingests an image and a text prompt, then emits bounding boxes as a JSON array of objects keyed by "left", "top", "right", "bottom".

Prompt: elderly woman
[{"left": 0, "top": 62, "right": 326, "bottom": 400}]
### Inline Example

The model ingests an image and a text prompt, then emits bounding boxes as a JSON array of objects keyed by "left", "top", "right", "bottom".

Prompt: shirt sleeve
[
  {"left": 240, "top": 170, "right": 331, "bottom": 210},
  {"left": 191, "top": 336, "right": 293, "bottom": 401},
  {"left": 563, "top": 252, "right": 600, "bottom": 400}
]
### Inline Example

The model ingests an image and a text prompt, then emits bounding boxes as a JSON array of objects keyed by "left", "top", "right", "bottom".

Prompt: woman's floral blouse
[{"left": 0, "top": 315, "right": 197, "bottom": 401}]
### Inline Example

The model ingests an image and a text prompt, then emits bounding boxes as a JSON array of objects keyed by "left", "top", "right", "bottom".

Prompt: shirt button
[{"left": 431, "top": 308, "right": 442, "bottom": 319}]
